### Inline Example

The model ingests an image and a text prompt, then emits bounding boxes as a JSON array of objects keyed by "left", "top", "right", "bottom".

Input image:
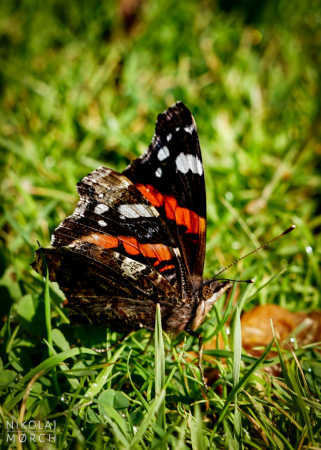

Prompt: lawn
[{"left": 1, "top": 0, "right": 321, "bottom": 448}]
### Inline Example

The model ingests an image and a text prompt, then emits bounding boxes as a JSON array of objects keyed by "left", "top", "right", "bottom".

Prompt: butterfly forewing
[
  {"left": 51, "top": 167, "right": 184, "bottom": 288},
  {"left": 123, "top": 102, "right": 206, "bottom": 291}
]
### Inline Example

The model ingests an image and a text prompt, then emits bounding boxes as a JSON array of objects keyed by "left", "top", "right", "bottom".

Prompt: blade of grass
[
  {"left": 129, "top": 368, "right": 176, "bottom": 449},
  {"left": 211, "top": 339, "right": 274, "bottom": 436},
  {"left": 4, "top": 347, "right": 98, "bottom": 410},
  {"left": 78, "top": 343, "right": 126, "bottom": 415},
  {"left": 232, "top": 304, "right": 242, "bottom": 447},
  {"left": 44, "top": 266, "right": 53, "bottom": 357},
  {"left": 154, "top": 304, "right": 166, "bottom": 432},
  {"left": 58, "top": 379, "right": 85, "bottom": 449},
  {"left": 100, "top": 404, "right": 131, "bottom": 447},
  {"left": 39, "top": 249, "right": 60, "bottom": 394},
  {"left": 189, "top": 405, "right": 206, "bottom": 450},
  {"left": 126, "top": 349, "right": 150, "bottom": 409},
  {"left": 287, "top": 362, "right": 314, "bottom": 443},
  {"left": 203, "top": 349, "right": 268, "bottom": 364}
]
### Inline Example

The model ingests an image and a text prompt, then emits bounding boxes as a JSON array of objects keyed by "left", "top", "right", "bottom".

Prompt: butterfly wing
[
  {"left": 123, "top": 102, "right": 206, "bottom": 292},
  {"left": 33, "top": 244, "right": 187, "bottom": 331},
  {"left": 51, "top": 167, "right": 186, "bottom": 289},
  {"left": 33, "top": 102, "right": 212, "bottom": 332}
]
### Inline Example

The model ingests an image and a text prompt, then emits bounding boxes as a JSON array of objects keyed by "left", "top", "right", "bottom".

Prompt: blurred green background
[
  {"left": 0, "top": 0, "right": 321, "bottom": 447},
  {"left": 1, "top": 0, "right": 320, "bottom": 312}
]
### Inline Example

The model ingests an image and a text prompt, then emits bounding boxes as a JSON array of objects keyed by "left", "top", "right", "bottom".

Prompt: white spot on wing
[
  {"left": 121, "top": 257, "right": 146, "bottom": 280},
  {"left": 74, "top": 201, "right": 88, "bottom": 217},
  {"left": 175, "top": 127, "right": 180, "bottom": 132},
  {"left": 166, "top": 133, "right": 172, "bottom": 142},
  {"left": 175, "top": 153, "right": 203, "bottom": 176},
  {"left": 155, "top": 167, "right": 162, "bottom": 178},
  {"left": 98, "top": 220, "right": 107, "bottom": 227},
  {"left": 157, "top": 146, "right": 170, "bottom": 161},
  {"left": 94, "top": 203, "right": 109, "bottom": 214},
  {"left": 98, "top": 193, "right": 104, "bottom": 199},
  {"left": 184, "top": 123, "right": 195, "bottom": 134},
  {"left": 118, "top": 204, "right": 156, "bottom": 219},
  {"left": 173, "top": 247, "right": 181, "bottom": 257}
]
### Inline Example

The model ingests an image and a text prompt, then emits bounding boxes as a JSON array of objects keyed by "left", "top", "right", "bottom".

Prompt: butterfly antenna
[
  {"left": 214, "top": 225, "right": 296, "bottom": 278},
  {"left": 216, "top": 278, "right": 254, "bottom": 283}
]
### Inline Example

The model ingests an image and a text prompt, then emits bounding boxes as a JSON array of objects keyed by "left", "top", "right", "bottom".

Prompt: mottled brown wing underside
[{"left": 33, "top": 244, "right": 195, "bottom": 332}]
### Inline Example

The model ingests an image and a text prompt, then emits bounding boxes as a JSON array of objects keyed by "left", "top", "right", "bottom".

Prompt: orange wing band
[
  {"left": 136, "top": 183, "right": 205, "bottom": 234},
  {"left": 80, "top": 233, "right": 173, "bottom": 266}
]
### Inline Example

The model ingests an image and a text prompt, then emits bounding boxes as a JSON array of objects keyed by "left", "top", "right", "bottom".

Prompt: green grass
[{"left": 1, "top": 0, "right": 321, "bottom": 447}]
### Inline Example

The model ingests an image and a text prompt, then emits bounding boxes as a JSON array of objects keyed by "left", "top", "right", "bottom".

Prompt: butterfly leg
[{"left": 188, "top": 329, "right": 209, "bottom": 391}]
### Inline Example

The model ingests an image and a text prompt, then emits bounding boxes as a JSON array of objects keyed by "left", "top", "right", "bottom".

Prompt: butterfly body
[{"left": 33, "top": 102, "right": 231, "bottom": 333}]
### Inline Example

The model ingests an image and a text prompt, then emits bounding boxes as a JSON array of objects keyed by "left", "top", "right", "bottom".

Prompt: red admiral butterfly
[{"left": 33, "top": 102, "right": 232, "bottom": 333}]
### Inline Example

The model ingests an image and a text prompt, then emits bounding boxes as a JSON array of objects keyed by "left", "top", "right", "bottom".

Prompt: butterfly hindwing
[{"left": 33, "top": 243, "right": 187, "bottom": 331}]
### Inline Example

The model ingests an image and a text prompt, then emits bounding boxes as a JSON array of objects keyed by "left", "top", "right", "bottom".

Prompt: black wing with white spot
[
  {"left": 51, "top": 167, "right": 185, "bottom": 289},
  {"left": 123, "top": 102, "right": 207, "bottom": 291}
]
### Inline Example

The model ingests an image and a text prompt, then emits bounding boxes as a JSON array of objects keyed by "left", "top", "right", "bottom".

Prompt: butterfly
[{"left": 33, "top": 102, "right": 232, "bottom": 333}]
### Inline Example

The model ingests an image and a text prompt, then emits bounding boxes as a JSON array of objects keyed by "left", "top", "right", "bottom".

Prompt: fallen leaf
[
  {"left": 241, "top": 304, "right": 321, "bottom": 356},
  {"left": 199, "top": 304, "right": 321, "bottom": 383}
]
